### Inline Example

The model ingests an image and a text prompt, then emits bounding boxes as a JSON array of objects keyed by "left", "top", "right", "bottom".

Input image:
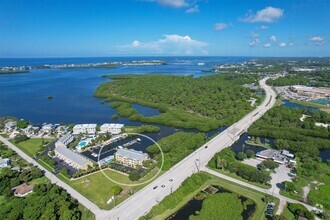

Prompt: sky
[{"left": 0, "top": 0, "right": 329, "bottom": 57}]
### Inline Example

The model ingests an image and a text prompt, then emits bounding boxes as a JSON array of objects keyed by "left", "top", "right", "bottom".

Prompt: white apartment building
[
  {"left": 73, "top": 124, "right": 97, "bottom": 135},
  {"left": 100, "top": 123, "right": 124, "bottom": 134}
]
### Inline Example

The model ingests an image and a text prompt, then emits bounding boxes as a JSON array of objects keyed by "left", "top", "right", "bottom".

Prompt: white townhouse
[
  {"left": 100, "top": 123, "right": 124, "bottom": 135},
  {"left": 73, "top": 124, "right": 97, "bottom": 135}
]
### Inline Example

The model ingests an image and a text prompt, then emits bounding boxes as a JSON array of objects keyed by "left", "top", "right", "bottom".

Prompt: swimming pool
[{"left": 79, "top": 141, "right": 88, "bottom": 147}]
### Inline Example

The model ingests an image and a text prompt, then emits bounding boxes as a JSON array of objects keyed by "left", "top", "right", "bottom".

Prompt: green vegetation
[
  {"left": 190, "top": 193, "right": 244, "bottom": 220},
  {"left": 124, "top": 125, "right": 160, "bottom": 134},
  {"left": 128, "top": 170, "right": 140, "bottom": 181},
  {"left": 142, "top": 172, "right": 211, "bottom": 219},
  {"left": 69, "top": 169, "right": 147, "bottom": 209},
  {"left": 141, "top": 172, "right": 272, "bottom": 220},
  {"left": 95, "top": 74, "right": 260, "bottom": 131},
  {"left": 267, "top": 71, "right": 330, "bottom": 87},
  {"left": 13, "top": 134, "right": 29, "bottom": 143},
  {"left": 248, "top": 105, "right": 330, "bottom": 210},
  {"left": 16, "top": 120, "right": 29, "bottom": 129},
  {"left": 308, "top": 184, "right": 330, "bottom": 210},
  {"left": 146, "top": 132, "right": 205, "bottom": 171},
  {"left": 286, "top": 203, "right": 314, "bottom": 220},
  {"left": 249, "top": 105, "right": 330, "bottom": 156},
  {"left": 0, "top": 141, "right": 29, "bottom": 167},
  {"left": 0, "top": 167, "right": 85, "bottom": 220},
  {"left": 260, "top": 159, "right": 279, "bottom": 171},
  {"left": 209, "top": 148, "right": 271, "bottom": 186},
  {"left": 10, "top": 138, "right": 52, "bottom": 158}
]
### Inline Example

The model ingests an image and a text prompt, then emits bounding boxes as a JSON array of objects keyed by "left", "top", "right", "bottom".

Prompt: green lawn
[
  {"left": 281, "top": 204, "right": 295, "bottom": 220},
  {"left": 28, "top": 176, "right": 50, "bottom": 185},
  {"left": 153, "top": 173, "right": 274, "bottom": 220},
  {"left": 69, "top": 169, "right": 156, "bottom": 209},
  {"left": 11, "top": 138, "right": 52, "bottom": 157}
]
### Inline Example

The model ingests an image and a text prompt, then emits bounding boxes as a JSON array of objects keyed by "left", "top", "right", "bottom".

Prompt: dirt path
[{"left": 276, "top": 200, "right": 287, "bottom": 215}]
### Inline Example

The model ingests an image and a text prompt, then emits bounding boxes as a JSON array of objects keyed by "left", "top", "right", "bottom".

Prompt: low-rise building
[
  {"left": 115, "top": 148, "right": 149, "bottom": 168},
  {"left": 56, "top": 133, "right": 75, "bottom": 147},
  {"left": 42, "top": 123, "right": 54, "bottom": 133},
  {"left": 12, "top": 183, "right": 34, "bottom": 197},
  {"left": 54, "top": 146, "right": 93, "bottom": 170},
  {"left": 4, "top": 121, "right": 17, "bottom": 132},
  {"left": 73, "top": 124, "right": 97, "bottom": 135},
  {"left": 0, "top": 157, "right": 11, "bottom": 168},
  {"left": 100, "top": 123, "right": 124, "bottom": 134},
  {"left": 281, "top": 150, "right": 294, "bottom": 158},
  {"left": 256, "top": 149, "right": 286, "bottom": 164}
]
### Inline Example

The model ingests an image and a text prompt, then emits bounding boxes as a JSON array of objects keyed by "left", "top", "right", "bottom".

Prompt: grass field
[
  {"left": 153, "top": 173, "right": 274, "bottom": 220},
  {"left": 281, "top": 205, "right": 295, "bottom": 220},
  {"left": 11, "top": 138, "right": 52, "bottom": 157},
  {"left": 69, "top": 168, "right": 160, "bottom": 210},
  {"left": 28, "top": 176, "right": 50, "bottom": 185}
]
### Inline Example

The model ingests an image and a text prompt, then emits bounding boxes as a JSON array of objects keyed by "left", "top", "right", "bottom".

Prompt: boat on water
[{"left": 197, "top": 62, "right": 205, "bottom": 66}]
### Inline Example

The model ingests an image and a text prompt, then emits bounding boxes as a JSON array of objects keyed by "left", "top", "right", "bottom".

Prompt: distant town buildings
[
  {"left": 12, "top": 183, "right": 34, "bottom": 197},
  {"left": 73, "top": 124, "right": 97, "bottom": 135},
  {"left": 54, "top": 146, "right": 93, "bottom": 170},
  {"left": 115, "top": 148, "right": 149, "bottom": 168},
  {"left": 0, "top": 157, "right": 11, "bottom": 168},
  {"left": 100, "top": 123, "right": 124, "bottom": 135}
]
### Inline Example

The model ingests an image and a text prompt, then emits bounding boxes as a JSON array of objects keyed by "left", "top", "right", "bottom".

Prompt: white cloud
[
  {"left": 269, "top": 35, "right": 277, "bottom": 42},
  {"left": 309, "top": 36, "right": 324, "bottom": 45},
  {"left": 185, "top": 5, "right": 199, "bottom": 13},
  {"left": 249, "top": 39, "right": 260, "bottom": 47},
  {"left": 250, "top": 32, "right": 259, "bottom": 38},
  {"left": 279, "top": 42, "right": 286, "bottom": 47},
  {"left": 214, "top": 23, "right": 228, "bottom": 31},
  {"left": 264, "top": 43, "right": 271, "bottom": 48},
  {"left": 259, "top": 25, "right": 268, "bottom": 30},
  {"left": 156, "top": 0, "right": 188, "bottom": 8},
  {"left": 118, "top": 34, "right": 208, "bottom": 55},
  {"left": 240, "top": 7, "right": 284, "bottom": 23},
  {"left": 131, "top": 40, "right": 141, "bottom": 47}
]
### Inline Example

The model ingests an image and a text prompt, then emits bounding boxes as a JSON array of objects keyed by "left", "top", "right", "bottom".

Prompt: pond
[
  {"left": 132, "top": 104, "right": 160, "bottom": 117},
  {"left": 282, "top": 100, "right": 319, "bottom": 112},
  {"left": 167, "top": 185, "right": 256, "bottom": 220},
  {"left": 311, "top": 98, "right": 330, "bottom": 106},
  {"left": 320, "top": 149, "right": 330, "bottom": 162},
  {"left": 231, "top": 133, "right": 274, "bottom": 155}
]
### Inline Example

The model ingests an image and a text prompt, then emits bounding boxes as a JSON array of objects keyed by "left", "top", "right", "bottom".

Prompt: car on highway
[
  {"left": 205, "top": 146, "right": 208, "bottom": 149},
  {"left": 153, "top": 186, "right": 158, "bottom": 190},
  {"left": 169, "top": 179, "right": 173, "bottom": 182},
  {"left": 161, "top": 185, "right": 165, "bottom": 188}
]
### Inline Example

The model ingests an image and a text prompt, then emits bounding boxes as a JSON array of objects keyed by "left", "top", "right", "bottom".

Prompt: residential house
[
  {"left": 12, "top": 183, "right": 34, "bottom": 197},
  {"left": 0, "top": 157, "right": 11, "bottom": 168}
]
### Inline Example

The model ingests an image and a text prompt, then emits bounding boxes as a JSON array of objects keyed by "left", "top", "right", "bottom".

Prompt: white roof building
[
  {"left": 0, "top": 157, "right": 11, "bottom": 168},
  {"left": 73, "top": 124, "right": 97, "bottom": 135},
  {"left": 55, "top": 146, "right": 92, "bottom": 170},
  {"left": 115, "top": 148, "right": 149, "bottom": 168},
  {"left": 100, "top": 123, "right": 124, "bottom": 134}
]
